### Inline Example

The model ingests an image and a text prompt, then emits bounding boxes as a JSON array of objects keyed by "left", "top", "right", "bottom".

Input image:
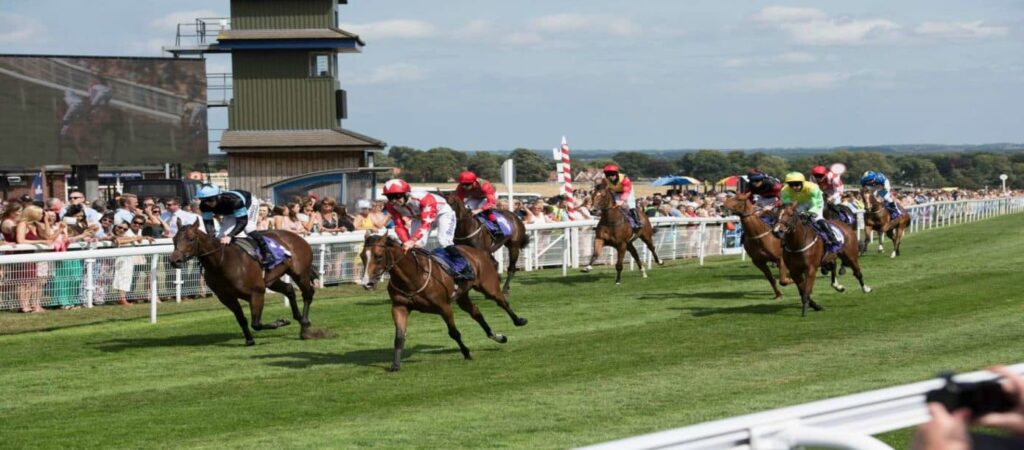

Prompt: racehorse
[
  {"left": 359, "top": 233, "right": 528, "bottom": 372},
  {"left": 773, "top": 204, "right": 872, "bottom": 317},
  {"left": 860, "top": 189, "right": 910, "bottom": 258},
  {"left": 581, "top": 179, "right": 663, "bottom": 284},
  {"left": 168, "top": 221, "right": 321, "bottom": 345},
  {"left": 447, "top": 195, "right": 529, "bottom": 296},
  {"left": 722, "top": 192, "right": 792, "bottom": 299}
]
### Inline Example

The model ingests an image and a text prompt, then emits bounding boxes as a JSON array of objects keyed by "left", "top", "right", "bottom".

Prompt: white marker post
[
  {"left": 1000, "top": 174, "right": 1008, "bottom": 193},
  {"left": 502, "top": 159, "right": 515, "bottom": 207}
]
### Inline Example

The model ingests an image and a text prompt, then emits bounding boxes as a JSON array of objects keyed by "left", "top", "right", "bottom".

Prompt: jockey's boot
[
  {"left": 629, "top": 209, "right": 643, "bottom": 230},
  {"left": 252, "top": 233, "right": 276, "bottom": 268},
  {"left": 816, "top": 219, "right": 840, "bottom": 248},
  {"left": 884, "top": 201, "right": 901, "bottom": 219},
  {"left": 485, "top": 210, "right": 504, "bottom": 237}
]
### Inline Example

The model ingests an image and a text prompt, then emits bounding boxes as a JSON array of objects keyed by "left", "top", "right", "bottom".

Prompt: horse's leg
[
  {"left": 268, "top": 278, "right": 312, "bottom": 339},
  {"left": 389, "top": 305, "right": 409, "bottom": 372},
  {"left": 582, "top": 238, "right": 605, "bottom": 272},
  {"left": 876, "top": 228, "right": 885, "bottom": 253},
  {"left": 503, "top": 243, "right": 519, "bottom": 296},
  {"left": 476, "top": 271, "right": 528, "bottom": 327},
  {"left": 295, "top": 269, "right": 317, "bottom": 333},
  {"left": 614, "top": 244, "right": 626, "bottom": 285},
  {"left": 439, "top": 304, "right": 471, "bottom": 360},
  {"left": 639, "top": 231, "right": 663, "bottom": 266},
  {"left": 793, "top": 271, "right": 809, "bottom": 317},
  {"left": 804, "top": 267, "right": 824, "bottom": 312},
  {"left": 249, "top": 289, "right": 291, "bottom": 331},
  {"left": 625, "top": 242, "right": 647, "bottom": 279},
  {"left": 456, "top": 294, "right": 507, "bottom": 344},
  {"left": 216, "top": 293, "right": 255, "bottom": 346},
  {"left": 755, "top": 260, "right": 783, "bottom": 299},
  {"left": 839, "top": 253, "right": 872, "bottom": 293},
  {"left": 830, "top": 261, "right": 845, "bottom": 292},
  {"left": 777, "top": 254, "right": 793, "bottom": 286}
]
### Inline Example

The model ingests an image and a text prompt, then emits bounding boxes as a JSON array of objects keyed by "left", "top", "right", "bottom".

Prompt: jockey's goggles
[
  {"left": 787, "top": 182, "right": 803, "bottom": 188},
  {"left": 384, "top": 193, "right": 405, "bottom": 201}
]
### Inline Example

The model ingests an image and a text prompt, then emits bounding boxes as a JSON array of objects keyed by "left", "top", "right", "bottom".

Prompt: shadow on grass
[
  {"left": 517, "top": 273, "right": 602, "bottom": 286},
  {"left": 252, "top": 344, "right": 497, "bottom": 369},
  {"left": 637, "top": 291, "right": 764, "bottom": 301},
  {"left": 352, "top": 299, "right": 390, "bottom": 307},
  {"left": 671, "top": 303, "right": 796, "bottom": 317},
  {"left": 91, "top": 332, "right": 240, "bottom": 352}
]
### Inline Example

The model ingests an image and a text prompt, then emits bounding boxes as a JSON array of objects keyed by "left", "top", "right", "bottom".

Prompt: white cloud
[
  {"left": 348, "top": 63, "right": 426, "bottom": 86},
  {"left": 150, "top": 10, "right": 224, "bottom": 32},
  {"left": 451, "top": 20, "right": 495, "bottom": 41},
  {"left": 913, "top": 21, "right": 1009, "bottom": 39},
  {"left": 529, "top": 14, "right": 641, "bottom": 37},
  {"left": 753, "top": 6, "right": 901, "bottom": 46},
  {"left": 778, "top": 51, "right": 817, "bottom": 63},
  {"left": 729, "top": 72, "right": 851, "bottom": 93},
  {"left": 340, "top": 19, "right": 438, "bottom": 40},
  {"left": 0, "top": 13, "right": 44, "bottom": 44},
  {"left": 753, "top": 6, "right": 828, "bottom": 24},
  {"left": 502, "top": 32, "right": 545, "bottom": 46}
]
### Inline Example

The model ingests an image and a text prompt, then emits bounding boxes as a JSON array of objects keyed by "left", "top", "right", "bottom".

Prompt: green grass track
[{"left": 2, "top": 213, "right": 1022, "bottom": 449}]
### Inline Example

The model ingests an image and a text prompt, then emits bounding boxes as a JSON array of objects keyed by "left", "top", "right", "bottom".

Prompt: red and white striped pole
[{"left": 559, "top": 136, "right": 574, "bottom": 213}]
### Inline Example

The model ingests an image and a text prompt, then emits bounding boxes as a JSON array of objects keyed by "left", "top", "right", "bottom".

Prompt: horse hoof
[
  {"left": 832, "top": 284, "right": 845, "bottom": 293},
  {"left": 581, "top": 266, "right": 592, "bottom": 273},
  {"left": 839, "top": 267, "right": 847, "bottom": 275},
  {"left": 615, "top": 282, "right": 621, "bottom": 286},
  {"left": 491, "top": 334, "right": 508, "bottom": 344},
  {"left": 642, "top": 272, "right": 648, "bottom": 279},
  {"left": 514, "top": 317, "right": 528, "bottom": 327},
  {"left": 814, "top": 305, "right": 824, "bottom": 311},
  {"left": 773, "top": 294, "right": 783, "bottom": 300},
  {"left": 863, "top": 286, "right": 873, "bottom": 293},
  {"left": 387, "top": 365, "right": 401, "bottom": 372},
  {"left": 890, "top": 252, "right": 897, "bottom": 259},
  {"left": 245, "top": 340, "right": 255, "bottom": 346}
]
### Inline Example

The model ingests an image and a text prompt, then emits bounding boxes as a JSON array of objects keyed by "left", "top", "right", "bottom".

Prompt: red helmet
[
  {"left": 603, "top": 164, "right": 620, "bottom": 174},
  {"left": 811, "top": 166, "right": 828, "bottom": 177},
  {"left": 457, "top": 171, "right": 478, "bottom": 184},
  {"left": 382, "top": 179, "right": 411, "bottom": 195}
]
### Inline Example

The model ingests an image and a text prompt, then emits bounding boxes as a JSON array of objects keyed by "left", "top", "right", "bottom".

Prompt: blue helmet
[
  {"left": 860, "top": 171, "right": 878, "bottom": 185},
  {"left": 747, "top": 170, "right": 766, "bottom": 182},
  {"left": 196, "top": 184, "right": 222, "bottom": 199}
]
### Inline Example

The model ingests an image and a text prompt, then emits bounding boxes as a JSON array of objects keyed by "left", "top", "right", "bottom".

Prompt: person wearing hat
[
  {"left": 353, "top": 199, "right": 377, "bottom": 231},
  {"left": 780, "top": 172, "right": 840, "bottom": 248},
  {"left": 455, "top": 170, "right": 508, "bottom": 236},
  {"left": 195, "top": 184, "right": 275, "bottom": 268},
  {"left": 601, "top": 164, "right": 642, "bottom": 231},
  {"left": 742, "top": 169, "right": 783, "bottom": 211}
]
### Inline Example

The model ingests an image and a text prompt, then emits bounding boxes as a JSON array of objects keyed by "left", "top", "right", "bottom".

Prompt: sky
[{"left": 2, "top": 0, "right": 1022, "bottom": 151}]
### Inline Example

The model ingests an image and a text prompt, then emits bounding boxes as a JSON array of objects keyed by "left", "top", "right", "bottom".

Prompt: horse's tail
[{"left": 520, "top": 231, "right": 531, "bottom": 249}]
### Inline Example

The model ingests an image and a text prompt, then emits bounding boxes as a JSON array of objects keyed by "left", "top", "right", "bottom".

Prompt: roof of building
[
  {"left": 218, "top": 28, "right": 364, "bottom": 46},
  {"left": 219, "top": 128, "right": 386, "bottom": 152}
]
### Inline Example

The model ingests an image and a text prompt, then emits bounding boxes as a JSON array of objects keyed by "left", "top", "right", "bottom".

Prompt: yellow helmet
[{"left": 784, "top": 172, "right": 806, "bottom": 184}]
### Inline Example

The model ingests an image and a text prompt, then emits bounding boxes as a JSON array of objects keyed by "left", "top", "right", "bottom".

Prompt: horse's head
[
  {"left": 359, "top": 231, "right": 398, "bottom": 290},
  {"left": 772, "top": 203, "right": 800, "bottom": 239},
  {"left": 446, "top": 194, "right": 471, "bottom": 220},
  {"left": 722, "top": 192, "right": 752, "bottom": 216},
  {"left": 591, "top": 180, "right": 613, "bottom": 211},
  {"left": 169, "top": 220, "right": 203, "bottom": 269}
]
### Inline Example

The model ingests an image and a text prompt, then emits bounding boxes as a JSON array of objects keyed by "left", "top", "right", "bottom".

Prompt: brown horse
[
  {"left": 168, "top": 222, "right": 320, "bottom": 345},
  {"left": 581, "top": 180, "right": 663, "bottom": 284},
  {"left": 860, "top": 189, "right": 910, "bottom": 258},
  {"left": 773, "top": 204, "right": 872, "bottom": 317},
  {"left": 359, "top": 233, "right": 528, "bottom": 372},
  {"left": 447, "top": 195, "right": 529, "bottom": 296},
  {"left": 722, "top": 192, "right": 792, "bottom": 299}
]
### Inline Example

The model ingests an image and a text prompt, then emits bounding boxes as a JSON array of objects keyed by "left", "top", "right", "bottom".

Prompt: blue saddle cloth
[
  {"left": 476, "top": 213, "right": 511, "bottom": 237},
  {"left": 815, "top": 224, "right": 845, "bottom": 254},
  {"left": 759, "top": 214, "right": 776, "bottom": 226},
  {"left": 430, "top": 247, "right": 476, "bottom": 282}
]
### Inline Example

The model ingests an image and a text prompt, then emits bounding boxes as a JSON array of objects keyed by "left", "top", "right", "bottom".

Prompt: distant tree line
[{"left": 383, "top": 146, "right": 1024, "bottom": 190}]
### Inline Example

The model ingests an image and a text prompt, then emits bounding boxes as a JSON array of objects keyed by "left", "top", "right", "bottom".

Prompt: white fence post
[
  {"left": 84, "top": 259, "right": 95, "bottom": 308},
  {"left": 150, "top": 254, "right": 159, "bottom": 324},
  {"left": 174, "top": 268, "right": 182, "bottom": 303},
  {"left": 698, "top": 222, "right": 706, "bottom": 266},
  {"left": 318, "top": 244, "right": 327, "bottom": 288}
]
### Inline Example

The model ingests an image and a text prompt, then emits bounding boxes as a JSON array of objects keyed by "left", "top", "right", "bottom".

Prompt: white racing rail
[{"left": 578, "top": 364, "right": 1024, "bottom": 450}]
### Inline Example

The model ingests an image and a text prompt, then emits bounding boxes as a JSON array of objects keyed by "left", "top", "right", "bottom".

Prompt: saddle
[
  {"left": 475, "top": 213, "right": 511, "bottom": 238},
  {"left": 813, "top": 223, "right": 845, "bottom": 255},
  {"left": 428, "top": 247, "right": 476, "bottom": 282},
  {"left": 233, "top": 235, "right": 291, "bottom": 269}
]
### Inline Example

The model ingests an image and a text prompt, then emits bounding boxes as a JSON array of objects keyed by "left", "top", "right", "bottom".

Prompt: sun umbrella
[{"left": 651, "top": 176, "right": 701, "bottom": 187}]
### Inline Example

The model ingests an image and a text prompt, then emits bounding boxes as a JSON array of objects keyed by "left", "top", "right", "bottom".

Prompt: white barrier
[
  {"left": 579, "top": 364, "right": 1024, "bottom": 450},
  {"left": 1, "top": 197, "right": 1021, "bottom": 320}
]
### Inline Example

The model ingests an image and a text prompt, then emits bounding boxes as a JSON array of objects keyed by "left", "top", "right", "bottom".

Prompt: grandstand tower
[{"left": 167, "top": 0, "right": 387, "bottom": 204}]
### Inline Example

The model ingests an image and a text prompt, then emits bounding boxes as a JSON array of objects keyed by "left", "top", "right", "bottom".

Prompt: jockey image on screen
[
  {"left": 382, "top": 179, "right": 475, "bottom": 288},
  {"left": 60, "top": 90, "right": 87, "bottom": 136},
  {"left": 743, "top": 169, "right": 783, "bottom": 210},
  {"left": 780, "top": 172, "right": 841, "bottom": 248},
  {"left": 860, "top": 171, "right": 901, "bottom": 219},
  {"left": 602, "top": 164, "right": 642, "bottom": 231},
  {"left": 87, "top": 77, "right": 113, "bottom": 112},
  {"left": 455, "top": 170, "right": 509, "bottom": 237},
  {"left": 196, "top": 184, "right": 274, "bottom": 267}
]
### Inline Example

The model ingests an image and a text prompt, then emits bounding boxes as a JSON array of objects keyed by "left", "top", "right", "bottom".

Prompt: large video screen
[{"left": 0, "top": 55, "right": 207, "bottom": 166}]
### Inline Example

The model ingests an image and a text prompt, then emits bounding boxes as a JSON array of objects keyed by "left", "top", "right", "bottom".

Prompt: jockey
[
  {"left": 196, "top": 184, "right": 274, "bottom": 267},
  {"left": 810, "top": 166, "right": 844, "bottom": 205},
  {"left": 382, "top": 179, "right": 474, "bottom": 283},
  {"left": 454, "top": 170, "right": 505, "bottom": 236},
  {"left": 743, "top": 169, "right": 783, "bottom": 210},
  {"left": 602, "top": 164, "right": 641, "bottom": 231},
  {"left": 859, "top": 171, "right": 901, "bottom": 219},
  {"left": 780, "top": 172, "right": 841, "bottom": 248}
]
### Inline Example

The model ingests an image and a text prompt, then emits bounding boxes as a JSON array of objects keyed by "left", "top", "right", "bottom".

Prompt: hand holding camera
[{"left": 915, "top": 366, "right": 1024, "bottom": 450}]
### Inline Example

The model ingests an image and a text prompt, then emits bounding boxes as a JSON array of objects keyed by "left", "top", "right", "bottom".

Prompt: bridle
[
  {"left": 365, "top": 240, "right": 433, "bottom": 299},
  {"left": 775, "top": 209, "right": 818, "bottom": 253},
  {"left": 176, "top": 229, "right": 224, "bottom": 266}
]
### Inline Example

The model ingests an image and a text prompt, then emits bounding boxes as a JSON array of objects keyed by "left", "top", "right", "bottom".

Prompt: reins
[
  {"left": 370, "top": 242, "right": 435, "bottom": 299},
  {"left": 778, "top": 213, "right": 820, "bottom": 253}
]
